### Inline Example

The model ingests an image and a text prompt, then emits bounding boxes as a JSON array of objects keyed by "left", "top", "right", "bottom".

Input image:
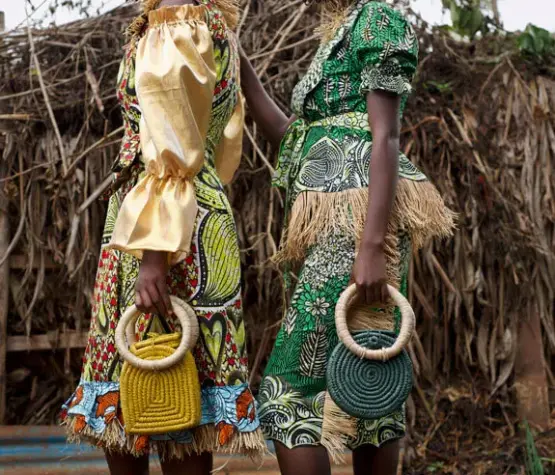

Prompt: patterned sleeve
[{"left": 352, "top": 3, "right": 418, "bottom": 96}]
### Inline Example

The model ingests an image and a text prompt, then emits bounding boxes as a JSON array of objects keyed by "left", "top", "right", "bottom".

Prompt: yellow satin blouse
[{"left": 109, "top": 5, "right": 244, "bottom": 264}]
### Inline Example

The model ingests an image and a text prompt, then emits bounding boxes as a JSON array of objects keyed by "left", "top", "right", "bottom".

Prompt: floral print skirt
[
  {"left": 257, "top": 231, "right": 410, "bottom": 451},
  {"left": 61, "top": 164, "right": 265, "bottom": 460}
]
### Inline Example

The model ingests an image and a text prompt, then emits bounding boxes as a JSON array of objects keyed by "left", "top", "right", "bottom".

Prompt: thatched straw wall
[{"left": 0, "top": 1, "right": 554, "bottom": 471}]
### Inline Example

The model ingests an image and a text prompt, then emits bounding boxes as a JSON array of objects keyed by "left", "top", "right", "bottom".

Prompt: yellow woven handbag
[{"left": 115, "top": 296, "right": 201, "bottom": 435}]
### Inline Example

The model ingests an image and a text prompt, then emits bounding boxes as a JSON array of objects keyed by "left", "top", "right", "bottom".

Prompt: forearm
[
  {"left": 240, "top": 54, "right": 292, "bottom": 147},
  {"left": 361, "top": 135, "right": 399, "bottom": 249}
]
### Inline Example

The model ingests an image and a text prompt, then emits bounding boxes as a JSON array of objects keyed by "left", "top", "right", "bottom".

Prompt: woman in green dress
[{"left": 240, "top": 1, "right": 455, "bottom": 473}]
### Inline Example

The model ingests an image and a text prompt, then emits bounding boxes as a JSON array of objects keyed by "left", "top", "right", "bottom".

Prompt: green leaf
[
  {"left": 450, "top": 4, "right": 461, "bottom": 26},
  {"left": 427, "top": 462, "right": 445, "bottom": 473},
  {"left": 467, "top": 7, "right": 484, "bottom": 37},
  {"left": 517, "top": 23, "right": 555, "bottom": 58},
  {"left": 426, "top": 81, "right": 453, "bottom": 94},
  {"left": 524, "top": 420, "right": 544, "bottom": 475},
  {"left": 447, "top": 2, "right": 486, "bottom": 39}
]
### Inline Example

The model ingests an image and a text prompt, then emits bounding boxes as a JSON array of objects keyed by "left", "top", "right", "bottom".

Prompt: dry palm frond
[{"left": 0, "top": 5, "right": 553, "bottom": 472}]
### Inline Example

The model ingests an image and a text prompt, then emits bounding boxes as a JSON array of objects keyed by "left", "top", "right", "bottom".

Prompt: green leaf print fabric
[
  {"left": 273, "top": 1, "right": 425, "bottom": 205},
  {"left": 258, "top": 0, "right": 454, "bottom": 455},
  {"left": 353, "top": 2, "right": 418, "bottom": 96}
]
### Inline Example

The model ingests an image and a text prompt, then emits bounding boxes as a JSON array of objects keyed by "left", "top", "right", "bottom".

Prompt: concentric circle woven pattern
[
  {"left": 327, "top": 330, "right": 413, "bottom": 420},
  {"left": 120, "top": 333, "right": 201, "bottom": 435}
]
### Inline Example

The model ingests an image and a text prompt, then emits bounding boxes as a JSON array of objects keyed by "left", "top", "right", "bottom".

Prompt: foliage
[
  {"left": 525, "top": 421, "right": 545, "bottom": 475},
  {"left": 441, "top": 0, "right": 555, "bottom": 63},
  {"left": 517, "top": 24, "right": 555, "bottom": 59},
  {"left": 23, "top": 0, "right": 110, "bottom": 26},
  {"left": 426, "top": 462, "right": 445, "bottom": 472},
  {"left": 46, "top": 0, "right": 95, "bottom": 16},
  {"left": 441, "top": 0, "right": 486, "bottom": 39},
  {"left": 425, "top": 80, "right": 453, "bottom": 95}
]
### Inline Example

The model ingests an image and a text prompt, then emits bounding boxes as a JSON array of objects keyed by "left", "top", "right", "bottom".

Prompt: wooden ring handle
[
  {"left": 115, "top": 296, "right": 199, "bottom": 371},
  {"left": 335, "top": 284, "right": 415, "bottom": 361}
]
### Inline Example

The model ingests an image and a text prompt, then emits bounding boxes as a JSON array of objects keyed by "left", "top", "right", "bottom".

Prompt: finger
[
  {"left": 147, "top": 284, "right": 166, "bottom": 317},
  {"left": 135, "top": 291, "right": 149, "bottom": 314},
  {"left": 156, "top": 279, "right": 173, "bottom": 316},
  {"left": 381, "top": 284, "right": 390, "bottom": 306},
  {"left": 370, "top": 285, "right": 381, "bottom": 306},
  {"left": 349, "top": 283, "right": 366, "bottom": 304},
  {"left": 139, "top": 289, "right": 154, "bottom": 315},
  {"left": 365, "top": 286, "right": 374, "bottom": 306},
  {"left": 354, "top": 282, "right": 365, "bottom": 305},
  {"left": 148, "top": 281, "right": 167, "bottom": 317},
  {"left": 135, "top": 291, "right": 143, "bottom": 308}
]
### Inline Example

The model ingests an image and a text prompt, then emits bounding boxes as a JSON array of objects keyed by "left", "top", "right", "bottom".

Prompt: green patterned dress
[{"left": 258, "top": 0, "right": 455, "bottom": 453}]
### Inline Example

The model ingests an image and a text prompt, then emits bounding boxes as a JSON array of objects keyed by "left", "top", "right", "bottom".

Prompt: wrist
[
  {"left": 142, "top": 250, "right": 168, "bottom": 265},
  {"left": 359, "top": 237, "right": 385, "bottom": 252}
]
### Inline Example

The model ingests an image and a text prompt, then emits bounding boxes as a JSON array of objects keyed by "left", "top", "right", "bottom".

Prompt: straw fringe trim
[
  {"left": 275, "top": 179, "right": 456, "bottom": 265},
  {"left": 126, "top": 0, "right": 161, "bottom": 39},
  {"left": 320, "top": 393, "right": 357, "bottom": 464},
  {"left": 127, "top": 0, "right": 239, "bottom": 39},
  {"left": 316, "top": 1, "right": 350, "bottom": 42},
  {"left": 64, "top": 416, "right": 266, "bottom": 462},
  {"left": 156, "top": 427, "right": 265, "bottom": 462}
]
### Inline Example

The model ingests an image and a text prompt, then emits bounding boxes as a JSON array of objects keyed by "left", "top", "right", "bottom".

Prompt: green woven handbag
[{"left": 327, "top": 284, "right": 415, "bottom": 420}]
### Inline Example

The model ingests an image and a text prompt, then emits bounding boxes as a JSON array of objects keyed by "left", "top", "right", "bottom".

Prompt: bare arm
[
  {"left": 239, "top": 49, "right": 293, "bottom": 147},
  {"left": 352, "top": 90, "right": 400, "bottom": 305}
]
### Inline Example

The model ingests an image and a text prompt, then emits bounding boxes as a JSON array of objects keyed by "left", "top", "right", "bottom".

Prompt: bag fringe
[
  {"left": 63, "top": 415, "right": 266, "bottom": 462},
  {"left": 320, "top": 227, "right": 398, "bottom": 460},
  {"left": 395, "top": 179, "right": 457, "bottom": 249},
  {"left": 311, "top": 180, "right": 454, "bottom": 458},
  {"left": 211, "top": 0, "right": 240, "bottom": 30},
  {"left": 320, "top": 392, "right": 357, "bottom": 464},
  {"left": 319, "top": 203, "right": 400, "bottom": 460}
]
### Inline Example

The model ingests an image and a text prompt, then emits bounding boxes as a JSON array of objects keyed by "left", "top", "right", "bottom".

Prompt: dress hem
[
  {"left": 261, "top": 431, "right": 405, "bottom": 464},
  {"left": 63, "top": 415, "right": 267, "bottom": 462}
]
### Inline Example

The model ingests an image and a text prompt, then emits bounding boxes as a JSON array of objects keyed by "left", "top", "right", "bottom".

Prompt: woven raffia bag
[
  {"left": 327, "top": 284, "right": 416, "bottom": 419},
  {"left": 115, "top": 296, "right": 201, "bottom": 435}
]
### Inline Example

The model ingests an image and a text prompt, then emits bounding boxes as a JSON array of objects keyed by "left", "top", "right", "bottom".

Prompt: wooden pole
[
  {"left": 0, "top": 88, "right": 8, "bottom": 419},
  {"left": 0, "top": 12, "right": 11, "bottom": 418},
  {"left": 0, "top": 203, "right": 9, "bottom": 424},
  {"left": 6, "top": 331, "right": 88, "bottom": 352},
  {"left": 514, "top": 303, "right": 550, "bottom": 431},
  {"left": 0, "top": 7, "right": 9, "bottom": 418}
]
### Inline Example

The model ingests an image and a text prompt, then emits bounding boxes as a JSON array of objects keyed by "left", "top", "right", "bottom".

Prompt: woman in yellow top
[{"left": 61, "top": 1, "right": 265, "bottom": 473}]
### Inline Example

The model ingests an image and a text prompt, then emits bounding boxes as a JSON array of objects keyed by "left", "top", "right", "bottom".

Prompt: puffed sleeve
[
  {"left": 109, "top": 5, "right": 217, "bottom": 264},
  {"left": 352, "top": 3, "right": 418, "bottom": 96}
]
